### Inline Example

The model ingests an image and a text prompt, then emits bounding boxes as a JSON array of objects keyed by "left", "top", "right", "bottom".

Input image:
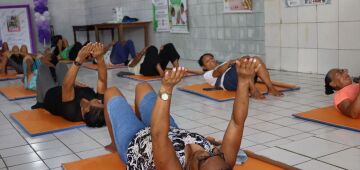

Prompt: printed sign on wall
[
  {"left": 152, "top": 0, "right": 170, "bottom": 32},
  {"left": 286, "top": 0, "right": 330, "bottom": 7},
  {"left": 0, "top": 5, "right": 35, "bottom": 53},
  {"left": 168, "top": 0, "right": 189, "bottom": 33},
  {"left": 224, "top": 0, "right": 252, "bottom": 13}
]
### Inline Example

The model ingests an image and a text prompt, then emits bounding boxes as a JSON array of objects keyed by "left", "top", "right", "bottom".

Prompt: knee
[
  {"left": 126, "top": 40, "right": 134, "bottom": 46},
  {"left": 164, "top": 43, "right": 175, "bottom": 48},
  {"left": 136, "top": 82, "right": 152, "bottom": 93},
  {"left": 105, "top": 87, "right": 123, "bottom": 103}
]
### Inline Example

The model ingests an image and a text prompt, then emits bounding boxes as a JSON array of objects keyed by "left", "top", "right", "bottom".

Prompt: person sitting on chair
[
  {"left": 325, "top": 68, "right": 360, "bottom": 119},
  {"left": 33, "top": 43, "right": 107, "bottom": 127}
]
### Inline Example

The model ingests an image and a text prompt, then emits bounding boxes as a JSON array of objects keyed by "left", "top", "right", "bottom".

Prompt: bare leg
[
  {"left": 0, "top": 56, "right": 8, "bottom": 74},
  {"left": 24, "top": 55, "right": 33, "bottom": 82},
  {"left": 104, "top": 87, "right": 124, "bottom": 152},
  {"left": 249, "top": 77, "right": 265, "bottom": 99},
  {"left": 134, "top": 82, "right": 155, "bottom": 119},
  {"left": 253, "top": 56, "right": 283, "bottom": 96}
]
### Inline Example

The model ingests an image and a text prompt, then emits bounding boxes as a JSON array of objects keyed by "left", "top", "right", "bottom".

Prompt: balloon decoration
[{"left": 33, "top": 0, "right": 51, "bottom": 45}]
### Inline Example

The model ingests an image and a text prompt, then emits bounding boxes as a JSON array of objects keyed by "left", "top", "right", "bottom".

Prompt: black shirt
[{"left": 43, "top": 86, "right": 101, "bottom": 122}]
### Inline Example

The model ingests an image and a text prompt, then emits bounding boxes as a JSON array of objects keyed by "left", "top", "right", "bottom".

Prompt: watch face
[{"left": 161, "top": 93, "right": 169, "bottom": 100}]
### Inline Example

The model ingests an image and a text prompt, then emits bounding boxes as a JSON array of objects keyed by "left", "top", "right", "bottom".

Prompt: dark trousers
[
  {"left": 140, "top": 43, "right": 180, "bottom": 76},
  {"left": 110, "top": 40, "right": 136, "bottom": 64}
]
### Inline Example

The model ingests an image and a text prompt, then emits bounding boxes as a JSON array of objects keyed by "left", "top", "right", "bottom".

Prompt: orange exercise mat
[
  {"left": 83, "top": 63, "right": 126, "bottom": 70},
  {"left": 178, "top": 81, "right": 300, "bottom": 102},
  {"left": 124, "top": 72, "right": 197, "bottom": 82},
  {"left": 293, "top": 106, "right": 360, "bottom": 132},
  {"left": 0, "top": 71, "right": 22, "bottom": 81},
  {"left": 62, "top": 150, "right": 297, "bottom": 170},
  {"left": 11, "top": 109, "right": 85, "bottom": 137},
  {"left": 0, "top": 85, "right": 36, "bottom": 100}
]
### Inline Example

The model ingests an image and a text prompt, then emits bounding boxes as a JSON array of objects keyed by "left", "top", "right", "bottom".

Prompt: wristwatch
[
  {"left": 74, "top": 61, "right": 82, "bottom": 66},
  {"left": 159, "top": 91, "right": 171, "bottom": 101}
]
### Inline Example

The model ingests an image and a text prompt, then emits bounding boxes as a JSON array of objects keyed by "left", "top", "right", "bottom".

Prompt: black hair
[
  {"left": 83, "top": 106, "right": 106, "bottom": 127},
  {"left": 324, "top": 71, "right": 335, "bottom": 95},
  {"left": 181, "top": 3, "right": 184, "bottom": 8},
  {"left": 198, "top": 53, "right": 214, "bottom": 71}
]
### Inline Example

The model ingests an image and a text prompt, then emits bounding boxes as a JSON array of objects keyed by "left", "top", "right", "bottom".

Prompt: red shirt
[{"left": 334, "top": 83, "right": 359, "bottom": 111}]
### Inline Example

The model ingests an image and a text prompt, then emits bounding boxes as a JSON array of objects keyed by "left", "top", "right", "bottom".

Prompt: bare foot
[
  {"left": 269, "top": 87, "right": 283, "bottom": 96},
  {"left": 105, "top": 143, "right": 117, "bottom": 153},
  {"left": 251, "top": 89, "right": 266, "bottom": 100}
]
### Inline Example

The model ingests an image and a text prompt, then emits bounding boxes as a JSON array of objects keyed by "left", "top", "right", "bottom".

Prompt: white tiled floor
[{"left": 0, "top": 59, "right": 358, "bottom": 169}]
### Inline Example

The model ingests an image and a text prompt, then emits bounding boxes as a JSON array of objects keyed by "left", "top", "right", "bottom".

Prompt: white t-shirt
[
  {"left": 128, "top": 54, "right": 145, "bottom": 75},
  {"left": 203, "top": 62, "right": 230, "bottom": 89}
]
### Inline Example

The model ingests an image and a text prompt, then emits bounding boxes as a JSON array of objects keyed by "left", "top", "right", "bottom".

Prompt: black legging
[{"left": 140, "top": 43, "right": 180, "bottom": 76}]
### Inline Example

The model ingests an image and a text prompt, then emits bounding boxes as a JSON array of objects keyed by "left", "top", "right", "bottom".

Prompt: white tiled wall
[
  {"left": 265, "top": 0, "right": 360, "bottom": 76},
  {"left": 48, "top": 0, "right": 89, "bottom": 45},
  {"left": 82, "top": 0, "right": 265, "bottom": 61}
]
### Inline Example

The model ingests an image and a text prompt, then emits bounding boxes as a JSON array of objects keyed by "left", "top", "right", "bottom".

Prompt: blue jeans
[
  {"left": 110, "top": 40, "right": 136, "bottom": 64},
  {"left": 107, "top": 92, "right": 178, "bottom": 162}
]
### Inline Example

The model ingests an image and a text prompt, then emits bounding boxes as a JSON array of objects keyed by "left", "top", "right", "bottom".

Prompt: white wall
[
  {"left": 48, "top": 0, "right": 89, "bottom": 45},
  {"left": 265, "top": 0, "right": 360, "bottom": 76},
  {"left": 84, "top": 0, "right": 266, "bottom": 62}
]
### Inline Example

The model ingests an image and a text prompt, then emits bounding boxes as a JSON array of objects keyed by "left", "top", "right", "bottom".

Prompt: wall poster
[
  {"left": 168, "top": 0, "right": 188, "bottom": 33},
  {"left": 152, "top": 0, "right": 170, "bottom": 32},
  {"left": 0, "top": 5, "right": 35, "bottom": 53},
  {"left": 224, "top": 0, "right": 252, "bottom": 13},
  {"left": 286, "top": 0, "right": 330, "bottom": 7}
]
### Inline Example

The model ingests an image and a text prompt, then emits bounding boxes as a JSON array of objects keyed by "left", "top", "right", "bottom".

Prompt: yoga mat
[
  {"left": 293, "top": 106, "right": 360, "bottom": 132},
  {"left": 83, "top": 63, "right": 126, "bottom": 70},
  {"left": 178, "top": 81, "right": 300, "bottom": 102},
  {"left": 0, "top": 71, "right": 21, "bottom": 81},
  {"left": 124, "top": 72, "right": 197, "bottom": 82},
  {"left": 11, "top": 109, "right": 85, "bottom": 137},
  {"left": 62, "top": 150, "right": 298, "bottom": 170},
  {"left": 0, "top": 85, "right": 36, "bottom": 100}
]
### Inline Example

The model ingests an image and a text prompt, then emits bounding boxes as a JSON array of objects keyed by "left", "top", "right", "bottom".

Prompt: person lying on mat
[
  {"left": 325, "top": 68, "right": 360, "bottom": 119},
  {"left": 0, "top": 45, "right": 26, "bottom": 74},
  {"left": 33, "top": 42, "right": 106, "bottom": 127},
  {"left": 198, "top": 53, "right": 283, "bottom": 99},
  {"left": 127, "top": 43, "right": 180, "bottom": 77},
  {"left": 104, "top": 58, "right": 259, "bottom": 169},
  {"left": 51, "top": 35, "right": 88, "bottom": 63},
  {"left": 23, "top": 48, "right": 56, "bottom": 91},
  {"left": 94, "top": 40, "right": 136, "bottom": 66}
]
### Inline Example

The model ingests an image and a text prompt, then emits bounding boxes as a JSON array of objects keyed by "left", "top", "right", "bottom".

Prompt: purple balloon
[
  {"left": 34, "top": 0, "right": 50, "bottom": 44},
  {"left": 34, "top": 4, "right": 48, "bottom": 14}
]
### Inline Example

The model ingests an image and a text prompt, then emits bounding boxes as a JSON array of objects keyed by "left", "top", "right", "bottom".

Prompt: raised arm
[
  {"left": 338, "top": 84, "right": 360, "bottom": 118},
  {"left": 151, "top": 67, "right": 186, "bottom": 170},
  {"left": 221, "top": 58, "right": 261, "bottom": 167},
  {"left": 212, "top": 59, "right": 236, "bottom": 77},
  {"left": 62, "top": 43, "right": 93, "bottom": 102},
  {"left": 91, "top": 43, "right": 107, "bottom": 95}
]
